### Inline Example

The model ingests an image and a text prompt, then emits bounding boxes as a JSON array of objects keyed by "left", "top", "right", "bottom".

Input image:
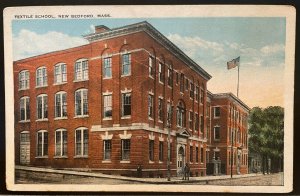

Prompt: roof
[
  {"left": 210, "top": 92, "right": 250, "bottom": 112},
  {"left": 84, "top": 21, "right": 212, "bottom": 80}
]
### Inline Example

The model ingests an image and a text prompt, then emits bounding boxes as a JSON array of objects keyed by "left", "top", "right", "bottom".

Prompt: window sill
[
  {"left": 35, "top": 85, "right": 48, "bottom": 89},
  {"left": 102, "top": 160, "right": 112, "bottom": 163},
  {"left": 74, "top": 155, "right": 88, "bottom": 159},
  {"left": 159, "top": 161, "right": 163, "bottom": 164},
  {"left": 214, "top": 139, "right": 220, "bottom": 141},
  {"left": 74, "top": 115, "right": 89, "bottom": 119},
  {"left": 103, "top": 117, "right": 112, "bottom": 121},
  {"left": 120, "top": 160, "right": 130, "bottom": 163},
  {"left": 158, "top": 120, "right": 163, "bottom": 123},
  {"left": 159, "top": 81, "right": 164, "bottom": 85},
  {"left": 73, "top": 79, "right": 89, "bottom": 83},
  {"left": 149, "top": 75, "right": 154, "bottom": 79},
  {"left": 214, "top": 117, "right": 220, "bottom": 119},
  {"left": 148, "top": 117, "right": 154, "bottom": 121},
  {"left": 189, "top": 162, "right": 194, "bottom": 164},
  {"left": 149, "top": 161, "right": 154, "bottom": 164},
  {"left": 167, "top": 85, "right": 172, "bottom": 89},
  {"left": 54, "top": 156, "right": 68, "bottom": 159},
  {"left": 54, "top": 117, "right": 68, "bottom": 120},
  {"left": 53, "top": 82, "right": 67, "bottom": 86},
  {"left": 18, "top": 88, "right": 29, "bottom": 91},
  {"left": 121, "top": 116, "right": 131, "bottom": 119},
  {"left": 19, "top": 120, "right": 30, "bottom": 123},
  {"left": 103, "top": 77, "right": 112, "bottom": 80},
  {"left": 35, "top": 156, "right": 48, "bottom": 159},
  {"left": 121, "top": 74, "right": 131, "bottom": 77},
  {"left": 36, "top": 119, "right": 48, "bottom": 122}
]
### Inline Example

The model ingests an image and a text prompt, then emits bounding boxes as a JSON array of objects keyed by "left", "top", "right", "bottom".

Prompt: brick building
[
  {"left": 14, "top": 21, "right": 213, "bottom": 177},
  {"left": 206, "top": 92, "right": 250, "bottom": 175}
]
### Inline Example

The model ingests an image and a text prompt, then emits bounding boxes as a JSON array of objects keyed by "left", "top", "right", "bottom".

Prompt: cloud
[
  {"left": 13, "top": 29, "right": 88, "bottom": 60},
  {"left": 260, "top": 43, "right": 285, "bottom": 55}
]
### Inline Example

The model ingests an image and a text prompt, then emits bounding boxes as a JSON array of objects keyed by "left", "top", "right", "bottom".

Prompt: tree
[{"left": 248, "top": 106, "right": 284, "bottom": 173}]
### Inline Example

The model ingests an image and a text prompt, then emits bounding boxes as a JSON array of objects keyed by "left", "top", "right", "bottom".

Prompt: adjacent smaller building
[{"left": 206, "top": 92, "right": 250, "bottom": 175}]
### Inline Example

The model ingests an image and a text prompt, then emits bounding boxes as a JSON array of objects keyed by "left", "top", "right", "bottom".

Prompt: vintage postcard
[{"left": 4, "top": 5, "right": 295, "bottom": 193}]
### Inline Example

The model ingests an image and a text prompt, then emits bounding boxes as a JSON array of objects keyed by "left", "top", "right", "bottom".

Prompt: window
[
  {"left": 55, "top": 92, "right": 67, "bottom": 118},
  {"left": 75, "top": 59, "right": 88, "bottom": 81},
  {"left": 121, "top": 53, "right": 131, "bottom": 76},
  {"left": 176, "top": 72, "right": 179, "bottom": 85},
  {"left": 190, "top": 146, "right": 193, "bottom": 162},
  {"left": 36, "top": 94, "right": 48, "bottom": 120},
  {"left": 229, "top": 151, "right": 231, "bottom": 165},
  {"left": 149, "top": 140, "right": 154, "bottom": 161},
  {"left": 167, "top": 102, "right": 172, "bottom": 124},
  {"left": 103, "top": 95, "right": 112, "bottom": 118},
  {"left": 20, "top": 132, "right": 30, "bottom": 143},
  {"left": 189, "top": 111, "right": 193, "bottom": 130},
  {"left": 185, "top": 78, "right": 189, "bottom": 90},
  {"left": 55, "top": 129, "right": 67, "bottom": 156},
  {"left": 214, "top": 126, "right": 220, "bottom": 140},
  {"left": 214, "top": 151, "right": 220, "bottom": 160},
  {"left": 37, "top": 130, "right": 48, "bottom": 157},
  {"left": 200, "top": 88, "right": 204, "bottom": 104},
  {"left": 200, "top": 115, "right": 204, "bottom": 133},
  {"left": 214, "top": 107, "right": 220, "bottom": 118},
  {"left": 180, "top": 74, "right": 184, "bottom": 92},
  {"left": 103, "top": 57, "right": 112, "bottom": 78},
  {"left": 54, "top": 63, "right": 67, "bottom": 84},
  {"left": 206, "top": 151, "right": 210, "bottom": 163},
  {"left": 190, "top": 82, "right": 194, "bottom": 98},
  {"left": 121, "top": 139, "right": 130, "bottom": 160},
  {"left": 195, "top": 113, "right": 199, "bottom": 131},
  {"left": 19, "top": 70, "right": 29, "bottom": 90},
  {"left": 159, "top": 141, "right": 163, "bottom": 162},
  {"left": 177, "top": 101, "right": 185, "bottom": 127},
  {"left": 148, "top": 94, "right": 154, "bottom": 118},
  {"left": 195, "top": 86, "right": 199, "bottom": 102},
  {"left": 237, "top": 129, "right": 241, "bottom": 143},
  {"left": 75, "top": 89, "right": 88, "bottom": 116},
  {"left": 149, "top": 56, "right": 154, "bottom": 78},
  {"left": 75, "top": 127, "right": 88, "bottom": 156},
  {"left": 20, "top": 96, "right": 30, "bottom": 121},
  {"left": 196, "top": 147, "right": 199, "bottom": 163},
  {"left": 206, "top": 105, "right": 210, "bottom": 117},
  {"left": 103, "top": 140, "right": 111, "bottom": 160},
  {"left": 36, "top": 67, "right": 47, "bottom": 87},
  {"left": 167, "top": 66, "right": 173, "bottom": 87},
  {"left": 122, "top": 93, "right": 131, "bottom": 116},
  {"left": 158, "top": 98, "right": 163, "bottom": 121},
  {"left": 158, "top": 63, "right": 164, "bottom": 83},
  {"left": 200, "top": 148, "right": 204, "bottom": 163}
]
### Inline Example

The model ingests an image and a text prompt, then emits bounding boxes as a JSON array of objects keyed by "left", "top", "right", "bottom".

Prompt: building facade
[
  {"left": 206, "top": 92, "right": 250, "bottom": 175},
  {"left": 14, "top": 21, "right": 213, "bottom": 177}
]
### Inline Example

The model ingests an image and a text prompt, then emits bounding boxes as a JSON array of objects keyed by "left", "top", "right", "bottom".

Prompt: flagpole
[{"left": 237, "top": 64, "right": 239, "bottom": 98}]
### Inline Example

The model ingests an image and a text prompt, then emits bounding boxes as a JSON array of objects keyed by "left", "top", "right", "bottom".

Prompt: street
[{"left": 16, "top": 172, "right": 283, "bottom": 186}]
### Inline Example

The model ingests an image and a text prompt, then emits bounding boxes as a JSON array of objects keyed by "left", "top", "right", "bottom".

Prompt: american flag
[{"left": 227, "top": 56, "right": 240, "bottom": 70}]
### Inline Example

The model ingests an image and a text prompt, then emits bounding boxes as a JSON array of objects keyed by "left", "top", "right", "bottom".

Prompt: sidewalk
[{"left": 16, "top": 165, "right": 263, "bottom": 184}]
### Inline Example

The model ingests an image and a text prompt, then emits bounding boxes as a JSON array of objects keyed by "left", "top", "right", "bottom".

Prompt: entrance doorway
[
  {"left": 20, "top": 132, "right": 30, "bottom": 165},
  {"left": 177, "top": 146, "right": 185, "bottom": 174}
]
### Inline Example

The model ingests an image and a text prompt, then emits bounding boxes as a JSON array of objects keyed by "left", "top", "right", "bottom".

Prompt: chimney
[{"left": 95, "top": 25, "right": 110, "bottom": 33}]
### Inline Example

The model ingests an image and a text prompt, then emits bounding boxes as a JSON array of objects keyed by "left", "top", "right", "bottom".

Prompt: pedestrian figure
[{"left": 184, "top": 163, "right": 190, "bottom": 180}]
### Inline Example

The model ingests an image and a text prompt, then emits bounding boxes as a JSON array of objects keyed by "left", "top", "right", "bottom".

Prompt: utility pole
[{"left": 167, "top": 105, "right": 172, "bottom": 181}]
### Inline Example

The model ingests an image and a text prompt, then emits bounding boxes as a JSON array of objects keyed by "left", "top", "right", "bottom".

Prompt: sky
[{"left": 12, "top": 18, "right": 286, "bottom": 108}]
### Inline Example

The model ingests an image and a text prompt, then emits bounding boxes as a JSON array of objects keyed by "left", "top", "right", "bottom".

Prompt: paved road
[
  {"left": 16, "top": 172, "right": 283, "bottom": 186},
  {"left": 188, "top": 173, "right": 284, "bottom": 186}
]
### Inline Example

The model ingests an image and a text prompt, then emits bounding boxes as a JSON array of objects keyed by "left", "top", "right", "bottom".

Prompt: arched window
[
  {"left": 36, "top": 94, "right": 48, "bottom": 120},
  {"left": 177, "top": 101, "right": 185, "bottom": 127},
  {"left": 74, "top": 59, "right": 88, "bottom": 81},
  {"left": 54, "top": 63, "right": 67, "bottom": 84},
  {"left": 121, "top": 50, "right": 131, "bottom": 76},
  {"left": 19, "top": 70, "right": 29, "bottom": 90},
  {"left": 20, "top": 96, "right": 30, "bottom": 121},
  {"left": 55, "top": 91, "right": 67, "bottom": 118},
  {"left": 103, "top": 53, "right": 112, "bottom": 79},
  {"left": 75, "top": 127, "right": 88, "bottom": 156},
  {"left": 55, "top": 128, "right": 67, "bottom": 156},
  {"left": 36, "top": 66, "right": 47, "bottom": 87},
  {"left": 75, "top": 89, "right": 88, "bottom": 116},
  {"left": 36, "top": 130, "right": 48, "bottom": 157}
]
